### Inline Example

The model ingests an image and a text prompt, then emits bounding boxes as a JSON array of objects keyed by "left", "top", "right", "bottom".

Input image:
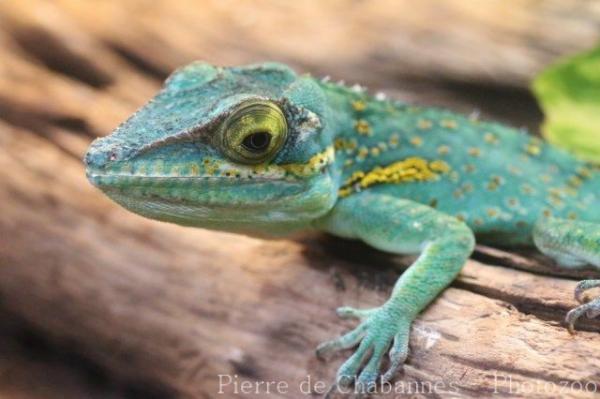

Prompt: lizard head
[{"left": 84, "top": 62, "right": 338, "bottom": 236}]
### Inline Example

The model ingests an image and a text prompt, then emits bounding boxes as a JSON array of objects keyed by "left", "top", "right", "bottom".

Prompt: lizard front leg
[{"left": 314, "top": 192, "right": 475, "bottom": 393}]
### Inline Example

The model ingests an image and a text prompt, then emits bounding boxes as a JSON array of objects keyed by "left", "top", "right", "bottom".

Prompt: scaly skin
[{"left": 84, "top": 62, "right": 600, "bottom": 393}]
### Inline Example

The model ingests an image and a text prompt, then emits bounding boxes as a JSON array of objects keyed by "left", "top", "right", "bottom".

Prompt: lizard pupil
[{"left": 242, "top": 132, "right": 271, "bottom": 152}]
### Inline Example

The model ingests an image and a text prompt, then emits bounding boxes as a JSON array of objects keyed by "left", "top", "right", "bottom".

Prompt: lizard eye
[{"left": 220, "top": 100, "right": 287, "bottom": 164}]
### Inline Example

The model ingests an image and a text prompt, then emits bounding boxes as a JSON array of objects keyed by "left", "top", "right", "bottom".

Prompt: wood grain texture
[{"left": 1, "top": 1, "right": 600, "bottom": 398}]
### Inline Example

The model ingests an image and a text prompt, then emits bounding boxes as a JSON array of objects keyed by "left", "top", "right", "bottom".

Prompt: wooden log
[
  {"left": 3, "top": 0, "right": 600, "bottom": 89},
  {"left": 0, "top": 316, "right": 128, "bottom": 399},
  {"left": 1, "top": 1, "right": 600, "bottom": 398}
]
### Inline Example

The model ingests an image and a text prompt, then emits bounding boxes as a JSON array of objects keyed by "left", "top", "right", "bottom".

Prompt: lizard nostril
[
  {"left": 84, "top": 149, "right": 109, "bottom": 169},
  {"left": 84, "top": 138, "right": 119, "bottom": 170}
]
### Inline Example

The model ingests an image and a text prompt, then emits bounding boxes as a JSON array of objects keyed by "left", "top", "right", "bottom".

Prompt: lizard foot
[
  {"left": 316, "top": 304, "right": 410, "bottom": 395},
  {"left": 566, "top": 279, "right": 600, "bottom": 333}
]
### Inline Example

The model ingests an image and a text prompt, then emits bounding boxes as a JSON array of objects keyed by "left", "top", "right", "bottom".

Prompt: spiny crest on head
[{"left": 164, "top": 61, "right": 298, "bottom": 93}]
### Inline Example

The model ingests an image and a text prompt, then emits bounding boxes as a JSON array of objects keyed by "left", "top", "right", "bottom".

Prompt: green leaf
[{"left": 532, "top": 46, "right": 600, "bottom": 162}]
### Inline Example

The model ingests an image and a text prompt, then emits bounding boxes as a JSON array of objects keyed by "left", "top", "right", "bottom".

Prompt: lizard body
[{"left": 84, "top": 62, "right": 600, "bottom": 392}]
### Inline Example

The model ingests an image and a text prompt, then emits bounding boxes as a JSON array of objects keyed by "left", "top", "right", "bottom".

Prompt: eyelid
[{"left": 219, "top": 100, "right": 288, "bottom": 164}]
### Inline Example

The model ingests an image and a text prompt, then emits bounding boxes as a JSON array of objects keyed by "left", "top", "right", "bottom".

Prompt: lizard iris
[{"left": 84, "top": 62, "right": 600, "bottom": 393}]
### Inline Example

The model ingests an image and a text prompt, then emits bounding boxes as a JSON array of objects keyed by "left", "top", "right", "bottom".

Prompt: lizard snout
[
  {"left": 84, "top": 142, "right": 112, "bottom": 171},
  {"left": 83, "top": 136, "right": 132, "bottom": 172}
]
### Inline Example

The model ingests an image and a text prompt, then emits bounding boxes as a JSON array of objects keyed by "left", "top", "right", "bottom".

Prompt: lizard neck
[{"left": 318, "top": 80, "right": 452, "bottom": 198}]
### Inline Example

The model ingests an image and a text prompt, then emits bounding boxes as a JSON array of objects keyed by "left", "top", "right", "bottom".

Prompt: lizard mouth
[
  {"left": 86, "top": 169, "right": 303, "bottom": 192},
  {"left": 91, "top": 174, "right": 325, "bottom": 233},
  {"left": 86, "top": 167, "right": 310, "bottom": 206},
  {"left": 86, "top": 170, "right": 282, "bottom": 187}
]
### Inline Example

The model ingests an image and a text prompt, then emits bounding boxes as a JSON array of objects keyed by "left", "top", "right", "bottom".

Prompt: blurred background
[{"left": 1, "top": 1, "right": 600, "bottom": 398}]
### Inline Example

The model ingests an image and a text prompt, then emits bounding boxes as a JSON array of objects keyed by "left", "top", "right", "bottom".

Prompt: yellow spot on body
[
  {"left": 347, "top": 170, "right": 365, "bottom": 182},
  {"left": 417, "top": 119, "right": 433, "bottom": 130},
  {"left": 455, "top": 214, "right": 466, "bottom": 222},
  {"left": 519, "top": 154, "right": 531, "bottom": 163},
  {"left": 525, "top": 144, "right": 541, "bottom": 156},
  {"left": 352, "top": 100, "right": 367, "bottom": 112},
  {"left": 430, "top": 160, "right": 451, "bottom": 173},
  {"left": 577, "top": 166, "right": 593, "bottom": 179},
  {"left": 280, "top": 146, "right": 335, "bottom": 177},
  {"left": 344, "top": 159, "right": 354, "bottom": 167},
  {"left": 338, "top": 188, "right": 353, "bottom": 197},
  {"left": 389, "top": 134, "right": 400, "bottom": 147},
  {"left": 521, "top": 184, "right": 535, "bottom": 196},
  {"left": 437, "top": 145, "right": 451, "bottom": 155},
  {"left": 345, "top": 139, "right": 358, "bottom": 154},
  {"left": 334, "top": 138, "right": 356, "bottom": 154},
  {"left": 568, "top": 176, "right": 583, "bottom": 188},
  {"left": 189, "top": 164, "right": 200, "bottom": 176},
  {"left": 541, "top": 174, "right": 553, "bottom": 183},
  {"left": 338, "top": 157, "right": 451, "bottom": 197},
  {"left": 440, "top": 119, "right": 458, "bottom": 129},
  {"left": 205, "top": 164, "right": 218, "bottom": 175},
  {"left": 507, "top": 198, "right": 519, "bottom": 208},
  {"left": 568, "top": 212, "right": 578, "bottom": 220},
  {"left": 549, "top": 196, "right": 564, "bottom": 208},
  {"left": 170, "top": 165, "right": 181, "bottom": 176},
  {"left": 449, "top": 171, "right": 460, "bottom": 182},
  {"left": 543, "top": 209, "right": 552, "bottom": 218},
  {"left": 487, "top": 208, "right": 499, "bottom": 218},
  {"left": 355, "top": 119, "right": 372, "bottom": 136},
  {"left": 548, "top": 187, "right": 564, "bottom": 197},
  {"left": 486, "top": 175, "right": 504, "bottom": 191},
  {"left": 410, "top": 136, "right": 423, "bottom": 147},
  {"left": 464, "top": 164, "right": 477, "bottom": 173},
  {"left": 370, "top": 147, "right": 381, "bottom": 157},
  {"left": 468, "top": 147, "right": 481, "bottom": 157},
  {"left": 357, "top": 146, "right": 369, "bottom": 160},
  {"left": 378, "top": 142, "right": 388, "bottom": 151},
  {"left": 474, "top": 218, "right": 484, "bottom": 226},
  {"left": 564, "top": 187, "right": 578, "bottom": 197},
  {"left": 484, "top": 132, "right": 499, "bottom": 145},
  {"left": 507, "top": 165, "right": 522, "bottom": 176}
]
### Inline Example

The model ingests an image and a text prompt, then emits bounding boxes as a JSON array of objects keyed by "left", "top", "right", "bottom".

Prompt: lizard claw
[{"left": 566, "top": 279, "right": 600, "bottom": 333}]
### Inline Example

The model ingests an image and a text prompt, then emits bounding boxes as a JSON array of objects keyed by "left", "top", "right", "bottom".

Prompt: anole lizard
[{"left": 84, "top": 62, "right": 600, "bottom": 393}]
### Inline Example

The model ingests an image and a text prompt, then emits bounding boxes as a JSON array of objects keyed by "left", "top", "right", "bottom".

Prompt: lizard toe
[
  {"left": 316, "top": 323, "right": 367, "bottom": 359},
  {"left": 566, "top": 295, "right": 600, "bottom": 334},
  {"left": 574, "top": 279, "right": 600, "bottom": 304}
]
